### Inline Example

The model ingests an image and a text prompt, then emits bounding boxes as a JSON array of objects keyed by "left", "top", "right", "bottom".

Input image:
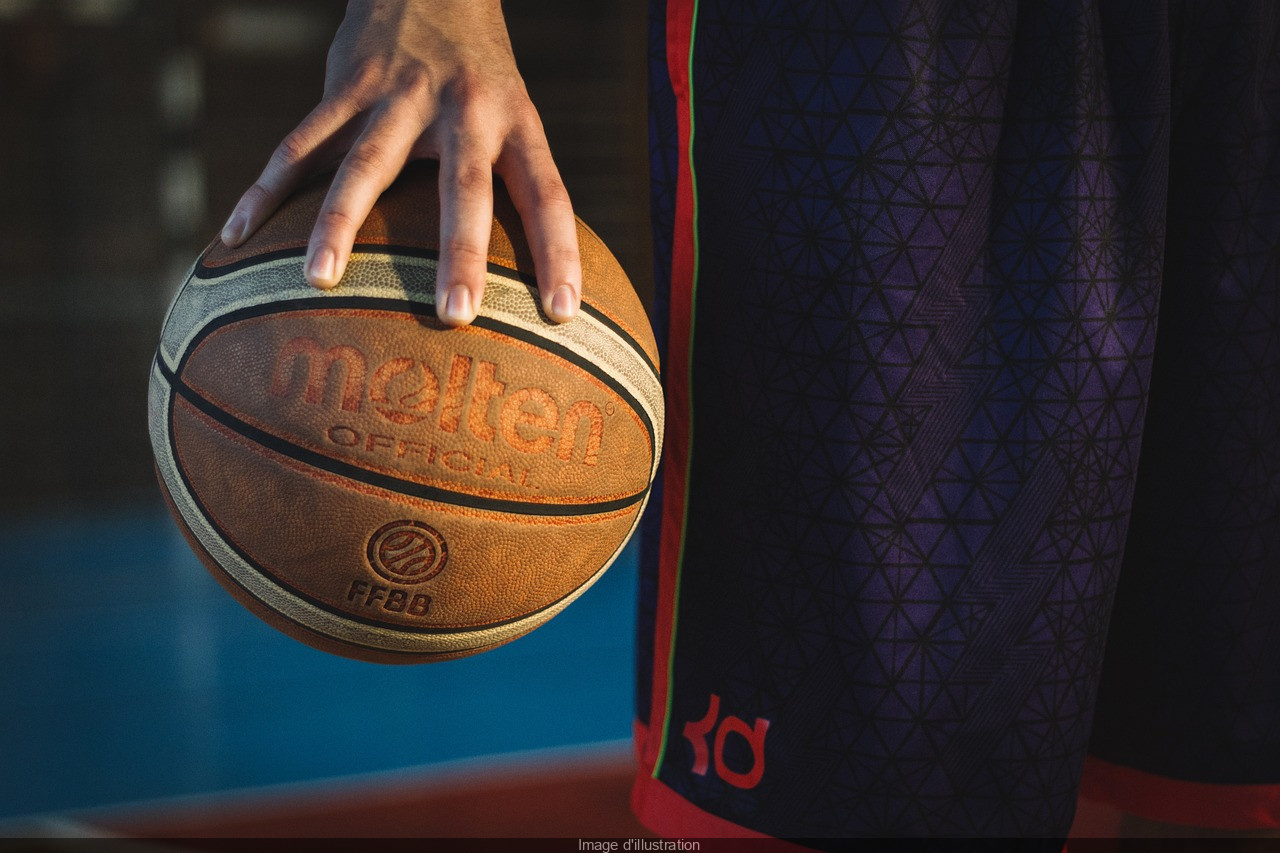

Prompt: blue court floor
[{"left": 0, "top": 502, "right": 638, "bottom": 821}]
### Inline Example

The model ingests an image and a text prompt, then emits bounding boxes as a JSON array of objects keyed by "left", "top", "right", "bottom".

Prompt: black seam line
[
  {"left": 173, "top": 295, "right": 658, "bottom": 456},
  {"left": 161, "top": 380, "right": 603, "bottom": 645},
  {"left": 159, "top": 358, "right": 648, "bottom": 518},
  {"left": 467, "top": 313, "right": 658, "bottom": 454},
  {"left": 577, "top": 301, "right": 662, "bottom": 381},
  {"left": 161, "top": 479, "right": 472, "bottom": 652},
  {"left": 192, "top": 245, "right": 661, "bottom": 381}
]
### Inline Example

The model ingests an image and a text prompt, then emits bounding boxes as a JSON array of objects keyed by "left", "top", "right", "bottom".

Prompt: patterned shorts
[{"left": 631, "top": 0, "right": 1280, "bottom": 837}]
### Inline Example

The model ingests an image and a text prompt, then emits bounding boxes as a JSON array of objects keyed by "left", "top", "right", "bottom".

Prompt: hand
[{"left": 219, "top": 0, "right": 582, "bottom": 327}]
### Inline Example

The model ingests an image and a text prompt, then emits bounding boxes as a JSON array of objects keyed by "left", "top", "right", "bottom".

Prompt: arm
[{"left": 220, "top": 0, "right": 582, "bottom": 327}]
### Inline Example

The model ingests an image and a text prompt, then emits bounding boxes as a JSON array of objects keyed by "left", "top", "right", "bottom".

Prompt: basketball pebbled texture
[{"left": 147, "top": 162, "right": 663, "bottom": 663}]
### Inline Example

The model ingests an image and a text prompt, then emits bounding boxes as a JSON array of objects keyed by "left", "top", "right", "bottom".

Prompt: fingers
[
  {"left": 435, "top": 143, "right": 496, "bottom": 326},
  {"left": 498, "top": 132, "right": 581, "bottom": 323},
  {"left": 221, "top": 99, "right": 356, "bottom": 247},
  {"left": 303, "top": 100, "right": 424, "bottom": 289},
  {"left": 223, "top": 76, "right": 580, "bottom": 332}
]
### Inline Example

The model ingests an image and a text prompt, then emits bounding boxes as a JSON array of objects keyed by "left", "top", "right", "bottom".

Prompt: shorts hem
[
  {"left": 630, "top": 771, "right": 783, "bottom": 839},
  {"left": 632, "top": 720, "right": 812, "bottom": 846},
  {"left": 1080, "top": 755, "right": 1280, "bottom": 830}
]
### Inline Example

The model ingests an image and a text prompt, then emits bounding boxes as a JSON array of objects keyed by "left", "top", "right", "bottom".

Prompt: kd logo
[{"left": 682, "top": 693, "right": 770, "bottom": 789}]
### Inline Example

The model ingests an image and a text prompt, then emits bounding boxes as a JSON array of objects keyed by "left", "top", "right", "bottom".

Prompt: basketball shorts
[{"left": 631, "top": 0, "right": 1280, "bottom": 838}]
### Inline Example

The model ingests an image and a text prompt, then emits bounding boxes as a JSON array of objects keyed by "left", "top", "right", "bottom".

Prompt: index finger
[
  {"left": 303, "top": 103, "right": 422, "bottom": 289},
  {"left": 222, "top": 98, "right": 356, "bottom": 247}
]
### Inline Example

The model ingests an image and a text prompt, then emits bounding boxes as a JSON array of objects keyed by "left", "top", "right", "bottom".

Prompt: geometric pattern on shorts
[{"left": 640, "top": 0, "right": 1171, "bottom": 837}]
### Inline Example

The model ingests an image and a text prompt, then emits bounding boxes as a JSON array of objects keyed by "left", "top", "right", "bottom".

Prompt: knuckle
[
  {"left": 509, "top": 97, "right": 546, "bottom": 131},
  {"left": 316, "top": 207, "right": 359, "bottom": 234},
  {"left": 344, "top": 141, "right": 391, "bottom": 178},
  {"left": 394, "top": 64, "right": 434, "bottom": 99},
  {"left": 272, "top": 130, "right": 310, "bottom": 169},
  {"left": 443, "top": 237, "right": 489, "bottom": 265},
  {"left": 531, "top": 175, "right": 572, "bottom": 209},
  {"left": 451, "top": 80, "right": 509, "bottom": 130},
  {"left": 242, "top": 181, "right": 274, "bottom": 208},
  {"left": 447, "top": 69, "right": 487, "bottom": 105},
  {"left": 325, "top": 59, "right": 393, "bottom": 113},
  {"left": 448, "top": 162, "right": 492, "bottom": 195},
  {"left": 345, "top": 58, "right": 386, "bottom": 100},
  {"left": 452, "top": 103, "right": 498, "bottom": 145},
  {"left": 547, "top": 241, "right": 581, "bottom": 266}
]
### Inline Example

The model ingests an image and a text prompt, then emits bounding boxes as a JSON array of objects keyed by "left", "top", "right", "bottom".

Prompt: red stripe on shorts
[
  {"left": 1081, "top": 754, "right": 1280, "bottom": 830},
  {"left": 638, "top": 0, "right": 698, "bottom": 781}
]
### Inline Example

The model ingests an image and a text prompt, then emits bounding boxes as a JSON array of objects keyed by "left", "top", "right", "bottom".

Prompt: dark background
[{"left": 0, "top": 0, "right": 651, "bottom": 516}]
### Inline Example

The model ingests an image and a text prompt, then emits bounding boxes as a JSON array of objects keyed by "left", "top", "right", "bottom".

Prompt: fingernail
[
  {"left": 549, "top": 285, "right": 577, "bottom": 322},
  {"left": 307, "top": 247, "right": 337, "bottom": 286},
  {"left": 442, "top": 285, "right": 475, "bottom": 325},
  {"left": 221, "top": 210, "right": 248, "bottom": 246}
]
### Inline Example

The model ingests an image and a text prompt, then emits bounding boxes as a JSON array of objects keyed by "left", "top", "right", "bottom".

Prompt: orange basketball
[{"left": 147, "top": 162, "right": 663, "bottom": 663}]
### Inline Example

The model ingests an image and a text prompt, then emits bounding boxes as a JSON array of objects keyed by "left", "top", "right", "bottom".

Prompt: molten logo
[
  {"left": 366, "top": 520, "right": 448, "bottom": 585},
  {"left": 270, "top": 336, "right": 604, "bottom": 466}
]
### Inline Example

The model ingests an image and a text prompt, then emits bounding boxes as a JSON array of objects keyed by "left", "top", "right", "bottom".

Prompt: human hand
[{"left": 219, "top": 0, "right": 581, "bottom": 327}]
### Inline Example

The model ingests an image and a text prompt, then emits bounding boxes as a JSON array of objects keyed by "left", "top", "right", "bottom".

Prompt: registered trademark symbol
[{"left": 605, "top": 402, "right": 616, "bottom": 416}]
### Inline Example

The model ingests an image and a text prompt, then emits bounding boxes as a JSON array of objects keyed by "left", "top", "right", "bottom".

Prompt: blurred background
[{"left": 0, "top": 0, "right": 653, "bottom": 839}]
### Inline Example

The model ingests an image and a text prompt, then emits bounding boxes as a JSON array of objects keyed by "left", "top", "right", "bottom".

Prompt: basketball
[{"left": 147, "top": 162, "right": 663, "bottom": 663}]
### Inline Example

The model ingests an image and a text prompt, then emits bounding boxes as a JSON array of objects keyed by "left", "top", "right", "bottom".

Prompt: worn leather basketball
[{"left": 147, "top": 162, "right": 663, "bottom": 663}]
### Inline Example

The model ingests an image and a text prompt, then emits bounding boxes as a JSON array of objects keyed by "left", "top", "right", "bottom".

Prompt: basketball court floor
[
  {"left": 0, "top": 503, "right": 1142, "bottom": 842},
  {"left": 0, "top": 503, "right": 651, "bottom": 839}
]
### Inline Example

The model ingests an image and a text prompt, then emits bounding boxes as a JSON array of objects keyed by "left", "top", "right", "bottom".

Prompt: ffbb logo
[
  {"left": 269, "top": 336, "right": 605, "bottom": 466},
  {"left": 366, "top": 519, "right": 448, "bottom": 585}
]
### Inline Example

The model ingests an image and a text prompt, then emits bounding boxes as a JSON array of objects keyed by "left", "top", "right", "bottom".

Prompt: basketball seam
[
  {"left": 194, "top": 244, "right": 661, "bottom": 378},
  {"left": 159, "top": 475, "right": 505, "bottom": 658},
  {"left": 181, "top": 309, "right": 652, "bottom": 504},
  {"left": 161, "top": 358, "right": 650, "bottom": 518},
  {"left": 158, "top": 473, "right": 455, "bottom": 658},
  {"left": 174, "top": 390, "right": 642, "bottom": 526},
  {"left": 171, "top": 294, "right": 659, "bottom": 462},
  {"left": 469, "top": 313, "right": 658, "bottom": 457},
  {"left": 579, "top": 300, "right": 661, "bottom": 380},
  {"left": 167, "top": 390, "right": 631, "bottom": 638},
  {"left": 159, "top": 263, "right": 664, "bottom": 480}
]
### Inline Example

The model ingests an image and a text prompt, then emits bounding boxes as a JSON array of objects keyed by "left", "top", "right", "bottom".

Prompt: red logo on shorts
[
  {"left": 366, "top": 520, "right": 448, "bottom": 585},
  {"left": 683, "top": 693, "right": 771, "bottom": 789}
]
